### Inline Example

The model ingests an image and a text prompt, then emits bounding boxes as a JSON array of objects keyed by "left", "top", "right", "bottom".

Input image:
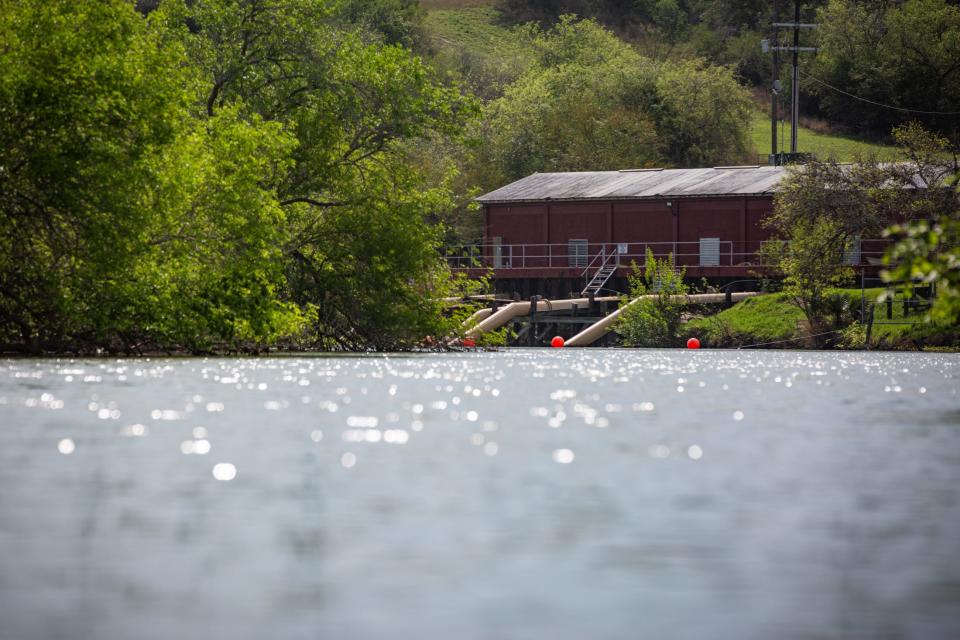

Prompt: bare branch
[{"left": 279, "top": 197, "right": 349, "bottom": 208}]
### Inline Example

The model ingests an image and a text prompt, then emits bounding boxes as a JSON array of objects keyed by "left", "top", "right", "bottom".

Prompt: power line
[{"left": 801, "top": 71, "right": 960, "bottom": 115}]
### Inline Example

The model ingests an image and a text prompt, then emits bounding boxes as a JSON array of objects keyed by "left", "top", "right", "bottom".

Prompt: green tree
[
  {"left": 766, "top": 159, "right": 903, "bottom": 336},
  {"left": 475, "top": 17, "right": 753, "bottom": 187},
  {"left": 616, "top": 249, "right": 688, "bottom": 347},
  {"left": 769, "top": 160, "right": 910, "bottom": 243},
  {"left": 0, "top": 0, "right": 181, "bottom": 348},
  {"left": 766, "top": 123, "right": 958, "bottom": 337},
  {"left": 494, "top": 0, "right": 775, "bottom": 84},
  {"left": 768, "top": 217, "right": 855, "bottom": 337},
  {"left": 653, "top": 58, "right": 754, "bottom": 167},
  {"left": 160, "top": 0, "right": 479, "bottom": 349},
  {"left": 811, "top": 0, "right": 960, "bottom": 142},
  {"left": 0, "top": 0, "right": 305, "bottom": 351},
  {"left": 883, "top": 124, "right": 960, "bottom": 325},
  {"left": 133, "top": 107, "right": 303, "bottom": 351},
  {"left": 0, "top": 0, "right": 481, "bottom": 352},
  {"left": 334, "top": 0, "right": 426, "bottom": 48}
]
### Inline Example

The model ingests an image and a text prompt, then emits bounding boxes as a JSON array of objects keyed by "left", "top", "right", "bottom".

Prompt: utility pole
[
  {"left": 762, "top": 0, "right": 818, "bottom": 165},
  {"left": 771, "top": 0, "right": 779, "bottom": 160},
  {"left": 790, "top": 0, "right": 800, "bottom": 153}
]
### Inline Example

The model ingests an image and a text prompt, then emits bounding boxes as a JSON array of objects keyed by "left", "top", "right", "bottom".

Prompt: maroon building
[{"left": 449, "top": 166, "right": 885, "bottom": 297}]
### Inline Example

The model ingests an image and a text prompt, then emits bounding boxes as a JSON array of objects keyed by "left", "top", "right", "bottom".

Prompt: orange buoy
[
  {"left": 686, "top": 337, "right": 701, "bottom": 349},
  {"left": 550, "top": 336, "right": 565, "bottom": 348},
  {"left": 462, "top": 338, "right": 476, "bottom": 348}
]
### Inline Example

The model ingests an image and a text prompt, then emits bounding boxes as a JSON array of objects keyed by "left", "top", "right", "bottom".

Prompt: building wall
[
  {"left": 486, "top": 196, "right": 775, "bottom": 255},
  {"left": 612, "top": 201, "right": 674, "bottom": 245},
  {"left": 477, "top": 193, "right": 890, "bottom": 287},
  {"left": 746, "top": 198, "right": 775, "bottom": 254},
  {"left": 487, "top": 203, "right": 549, "bottom": 244},
  {"left": 547, "top": 202, "right": 609, "bottom": 244}
]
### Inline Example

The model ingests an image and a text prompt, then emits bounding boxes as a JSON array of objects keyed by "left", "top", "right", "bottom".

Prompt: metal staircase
[{"left": 581, "top": 247, "right": 618, "bottom": 296}]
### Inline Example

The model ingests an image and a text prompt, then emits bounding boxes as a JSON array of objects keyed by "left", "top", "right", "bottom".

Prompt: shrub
[{"left": 616, "top": 249, "right": 688, "bottom": 347}]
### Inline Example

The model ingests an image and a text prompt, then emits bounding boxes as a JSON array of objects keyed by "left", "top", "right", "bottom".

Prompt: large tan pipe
[
  {"left": 460, "top": 307, "right": 494, "bottom": 331},
  {"left": 465, "top": 297, "right": 619, "bottom": 339},
  {"left": 564, "top": 291, "right": 759, "bottom": 347}
]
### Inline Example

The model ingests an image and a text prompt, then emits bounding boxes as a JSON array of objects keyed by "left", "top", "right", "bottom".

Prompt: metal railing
[
  {"left": 580, "top": 245, "right": 615, "bottom": 278},
  {"left": 442, "top": 240, "right": 893, "bottom": 271}
]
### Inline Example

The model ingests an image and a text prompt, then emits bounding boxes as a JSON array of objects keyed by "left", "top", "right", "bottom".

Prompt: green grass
[
  {"left": 749, "top": 111, "right": 896, "bottom": 163},
  {"left": 687, "top": 293, "right": 803, "bottom": 346},
  {"left": 420, "top": 0, "right": 495, "bottom": 8},
  {"left": 686, "top": 288, "right": 954, "bottom": 349},
  {"left": 424, "top": 6, "right": 531, "bottom": 66}
]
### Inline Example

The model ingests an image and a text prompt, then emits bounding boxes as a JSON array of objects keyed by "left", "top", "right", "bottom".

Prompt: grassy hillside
[
  {"left": 424, "top": 5, "right": 530, "bottom": 66},
  {"left": 748, "top": 111, "right": 896, "bottom": 163}
]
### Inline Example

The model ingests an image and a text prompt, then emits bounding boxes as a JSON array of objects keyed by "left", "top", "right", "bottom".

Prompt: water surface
[{"left": 1, "top": 350, "right": 959, "bottom": 639}]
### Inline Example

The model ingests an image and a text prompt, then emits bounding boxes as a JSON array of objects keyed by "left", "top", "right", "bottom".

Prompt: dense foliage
[
  {"left": 471, "top": 17, "right": 753, "bottom": 188},
  {"left": 8, "top": 0, "right": 952, "bottom": 352},
  {"left": 494, "top": 0, "right": 960, "bottom": 147},
  {"left": 0, "top": 1, "right": 300, "bottom": 351},
  {"left": 160, "top": 0, "right": 477, "bottom": 350},
  {"left": 883, "top": 126, "right": 960, "bottom": 326},
  {"left": 616, "top": 249, "right": 688, "bottom": 347},
  {"left": 766, "top": 124, "right": 960, "bottom": 336},
  {"left": 496, "top": 0, "right": 775, "bottom": 84},
  {"left": 810, "top": 0, "right": 960, "bottom": 143},
  {"left": 0, "top": 0, "right": 475, "bottom": 352}
]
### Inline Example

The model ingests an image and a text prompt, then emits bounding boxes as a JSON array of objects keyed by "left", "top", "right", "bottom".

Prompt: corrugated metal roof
[{"left": 476, "top": 166, "right": 789, "bottom": 203}]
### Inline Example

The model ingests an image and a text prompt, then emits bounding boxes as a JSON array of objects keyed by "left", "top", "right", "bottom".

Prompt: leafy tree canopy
[
  {"left": 883, "top": 124, "right": 960, "bottom": 325},
  {"left": 157, "top": 0, "right": 478, "bottom": 349},
  {"left": 811, "top": 0, "right": 960, "bottom": 143},
  {"left": 473, "top": 17, "right": 753, "bottom": 187},
  {"left": 766, "top": 122, "right": 959, "bottom": 335},
  {"left": 0, "top": 0, "right": 480, "bottom": 352},
  {"left": 616, "top": 248, "right": 689, "bottom": 348},
  {"left": 495, "top": 0, "right": 776, "bottom": 83}
]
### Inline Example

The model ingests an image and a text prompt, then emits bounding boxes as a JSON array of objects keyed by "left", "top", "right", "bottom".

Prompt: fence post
[{"left": 865, "top": 303, "right": 875, "bottom": 350}]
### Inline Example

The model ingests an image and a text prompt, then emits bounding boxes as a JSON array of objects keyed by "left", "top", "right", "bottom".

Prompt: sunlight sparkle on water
[
  {"left": 121, "top": 424, "right": 148, "bottom": 437},
  {"left": 3, "top": 351, "right": 959, "bottom": 639},
  {"left": 212, "top": 463, "right": 237, "bottom": 481}
]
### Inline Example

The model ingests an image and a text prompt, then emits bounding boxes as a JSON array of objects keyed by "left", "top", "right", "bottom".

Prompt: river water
[{"left": 1, "top": 350, "right": 958, "bottom": 640}]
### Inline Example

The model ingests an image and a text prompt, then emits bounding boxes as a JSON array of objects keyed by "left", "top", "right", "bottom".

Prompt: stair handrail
[
  {"left": 581, "top": 245, "right": 607, "bottom": 280},
  {"left": 581, "top": 245, "right": 620, "bottom": 295}
]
